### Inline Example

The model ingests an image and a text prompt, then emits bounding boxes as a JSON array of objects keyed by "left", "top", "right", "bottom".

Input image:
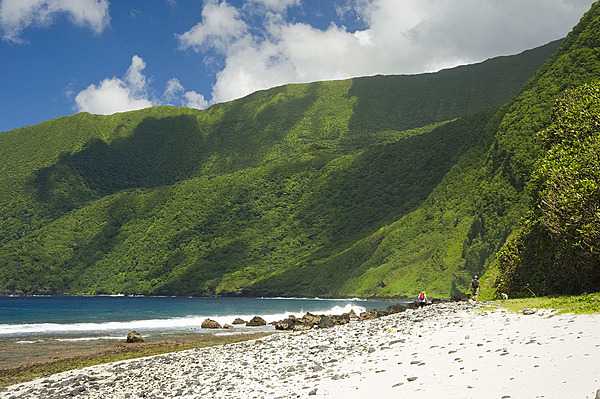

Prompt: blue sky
[{"left": 0, "top": 0, "right": 594, "bottom": 132}]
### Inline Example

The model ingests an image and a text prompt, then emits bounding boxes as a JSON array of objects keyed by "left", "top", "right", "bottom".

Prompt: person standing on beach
[
  {"left": 471, "top": 275, "right": 480, "bottom": 301},
  {"left": 417, "top": 291, "right": 427, "bottom": 307}
]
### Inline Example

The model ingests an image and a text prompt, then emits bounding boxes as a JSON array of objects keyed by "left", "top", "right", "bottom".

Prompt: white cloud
[
  {"left": 75, "top": 56, "right": 210, "bottom": 114},
  {"left": 247, "top": 0, "right": 300, "bottom": 13},
  {"left": 0, "top": 0, "right": 110, "bottom": 43},
  {"left": 163, "top": 78, "right": 184, "bottom": 102},
  {"left": 179, "top": 0, "right": 595, "bottom": 104},
  {"left": 75, "top": 55, "right": 153, "bottom": 115},
  {"left": 178, "top": 0, "right": 246, "bottom": 52},
  {"left": 183, "top": 91, "right": 209, "bottom": 109}
]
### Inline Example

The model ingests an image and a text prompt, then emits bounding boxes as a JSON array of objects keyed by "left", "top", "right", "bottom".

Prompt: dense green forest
[{"left": 0, "top": 2, "right": 599, "bottom": 298}]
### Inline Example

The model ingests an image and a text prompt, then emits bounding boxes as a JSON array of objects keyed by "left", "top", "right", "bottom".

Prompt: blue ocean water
[{"left": 0, "top": 296, "right": 398, "bottom": 339}]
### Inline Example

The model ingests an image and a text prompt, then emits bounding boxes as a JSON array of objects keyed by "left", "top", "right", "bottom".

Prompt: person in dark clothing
[{"left": 471, "top": 275, "right": 480, "bottom": 301}]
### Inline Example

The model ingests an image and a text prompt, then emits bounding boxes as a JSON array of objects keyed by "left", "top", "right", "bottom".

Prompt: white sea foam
[
  {"left": 260, "top": 297, "right": 368, "bottom": 302},
  {"left": 0, "top": 304, "right": 367, "bottom": 336}
]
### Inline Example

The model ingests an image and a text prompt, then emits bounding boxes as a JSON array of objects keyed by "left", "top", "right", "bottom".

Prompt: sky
[{"left": 0, "top": 0, "right": 596, "bottom": 132}]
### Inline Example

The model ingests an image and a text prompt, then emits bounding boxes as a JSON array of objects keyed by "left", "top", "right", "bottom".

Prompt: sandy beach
[{"left": 2, "top": 302, "right": 599, "bottom": 399}]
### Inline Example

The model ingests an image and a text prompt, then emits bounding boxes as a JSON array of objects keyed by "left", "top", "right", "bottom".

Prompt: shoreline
[
  {"left": 3, "top": 301, "right": 599, "bottom": 398},
  {"left": 0, "top": 332, "right": 270, "bottom": 389}
]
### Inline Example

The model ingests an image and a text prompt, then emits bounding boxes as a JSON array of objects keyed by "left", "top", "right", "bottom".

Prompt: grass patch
[
  {"left": 494, "top": 292, "right": 600, "bottom": 314},
  {"left": 0, "top": 332, "right": 269, "bottom": 389}
]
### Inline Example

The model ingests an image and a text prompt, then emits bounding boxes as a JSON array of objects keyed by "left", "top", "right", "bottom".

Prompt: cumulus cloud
[
  {"left": 179, "top": 0, "right": 595, "bottom": 104},
  {"left": 163, "top": 78, "right": 185, "bottom": 102},
  {"left": 183, "top": 91, "right": 209, "bottom": 109},
  {"left": 75, "top": 56, "right": 210, "bottom": 114},
  {"left": 0, "top": 0, "right": 110, "bottom": 43},
  {"left": 163, "top": 78, "right": 208, "bottom": 109},
  {"left": 178, "top": 0, "right": 246, "bottom": 52},
  {"left": 75, "top": 55, "right": 153, "bottom": 115},
  {"left": 247, "top": 0, "right": 301, "bottom": 13}
]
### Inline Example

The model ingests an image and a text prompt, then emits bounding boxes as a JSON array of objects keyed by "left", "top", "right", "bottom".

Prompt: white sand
[{"left": 2, "top": 302, "right": 599, "bottom": 399}]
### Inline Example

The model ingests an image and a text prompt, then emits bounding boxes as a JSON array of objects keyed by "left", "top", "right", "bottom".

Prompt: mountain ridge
[{"left": 0, "top": 28, "right": 595, "bottom": 298}]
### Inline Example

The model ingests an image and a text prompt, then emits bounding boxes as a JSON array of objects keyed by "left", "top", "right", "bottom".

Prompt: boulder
[
  {"left": 274, "top": 317, "right": 297, "bottom": 331},
  {"left": 318, "top": 315, "right": 335, "bottom": 329},
  {"left": 232, "top": 318, "right": 247, "bottom": 325},
  {"left": 247, "top": 316, "right": 267, "bottom": 326},
  {"left": 385, "top": 304, "right": 408, "bottom": 314},
  {"left": 595, "top": 389, "right": 600, "bottom": 399},
  {"left": 301, "top": 312, "right": 321, "bottom": 326},
  {"left": 223, "top": 324, "right": 233, "bottom": 329},
  {"left": 522, "top": 308, "right": 536, "bottom": 315},
  {"left": 348, "top": 309, "right": 359, "bottom": 321},
  {"left": 359, "top": 310, "right": 378, "bottom": 320},
  {"left": 126, "top": 330, "right": 144, "bottom": 343},
  {"left": 330, "top": 313, "right": 350, "bottom": 326},
  {"left": 201, "top": 318, "right": 222, "bottom": 329}
]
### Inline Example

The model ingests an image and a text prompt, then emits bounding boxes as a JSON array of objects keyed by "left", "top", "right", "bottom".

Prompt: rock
[
  {"left": 201, "top": 319, "right": 222, "bottom": 329},
  {"left": 231, "top": 318, "right": 247, "bottom": 325},
  {"left": 126, "top": 330, "right": 144, "bottom": 343},
  {"left": 301, "top": 312, "right": 321, "bottom": 326},
  {"left": 247, "top": 316, "right": 267, "bottom": 327},
  {"left": 330, "top": 313, "right": 350, "bottom": 326},
  {"left": 223, "top": 324, "right": 233, "bottom": 329},
  {"left": 274, "top": 317, "right": 297, "bottom": 331},
  {"left": 348, "top": 309, "right": 359, "bottom": 321},
  {"left": 308, "top": 388, "right": 318, "bottom": 396},
  {"left": 522, "top": 308, "right": 536, "bottom": 315},
  {"left": 407, "top": 377, "right": 418, "bottom": 382},
  {"left": 595, "top": 389, "right": 600, "bottom": 399},
  {"left": 359, "top": 310, "right": 378, "bottom": 320},
  {"left": 385, "top": 304, "right": 408, "bottom": 314},
  {"left": 318, "top": 315, "right": 335, "bottom": 329}
]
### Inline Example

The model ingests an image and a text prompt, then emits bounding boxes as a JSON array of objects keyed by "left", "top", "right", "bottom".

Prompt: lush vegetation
[
  {"left": 494, "top": 292, "right": 600, "bottom": 314},
  {"left": 0, "top": 25, "right": 592, "bottom": 299},
  {"left": 491, "top": 2, "right": 600, "bottom": 297},
  {"left": 497, "top": 82, "right": 600, "bottom": 296}
]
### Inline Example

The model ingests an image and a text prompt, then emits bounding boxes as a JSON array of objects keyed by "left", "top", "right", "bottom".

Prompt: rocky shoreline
[{"left": 2, "top": 301, "right": 600, "bottom": 399}]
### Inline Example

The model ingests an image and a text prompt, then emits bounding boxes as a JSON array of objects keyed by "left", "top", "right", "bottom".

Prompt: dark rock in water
[
  {"left": 223, "top": 324, "right": 233, "bottom": 329},
  {"left": 318, "top": 315, "right": 335, "bottom": 329},
  {"left": 232, "top": 318, "right": 247, "bottom": 325},
  {"left": 348, "top": 309, "right": 359, "bottom": 321},
  {"left": 126, "top": 330, "right": 144, "bottom": 343},
  {"left": 308, "top": 388, "right": 318, "bottom": 396},
  {"left": 522, "top": 308, "right": 536, "bottom": 315},
  {"left": 247, "top": 316, "right": 267, "bottom": 326},
  {"left": 201, "top": 319, "right": 222, "bottom": 329},
  {"left": 407, "top": 376, "right": 418, "bottom": 382}
]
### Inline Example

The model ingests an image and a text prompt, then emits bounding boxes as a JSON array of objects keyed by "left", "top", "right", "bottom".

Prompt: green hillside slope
[
  {"left": 483, "top": 2, "right": 600, "bottom": 298},
  {"left": 0, "top": 38, "right": 566, "bottom": 297}
]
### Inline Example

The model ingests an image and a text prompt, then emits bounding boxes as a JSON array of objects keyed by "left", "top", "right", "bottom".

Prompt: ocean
[{"left": 0, "top": 296, "right": 399, "bottom": 341}]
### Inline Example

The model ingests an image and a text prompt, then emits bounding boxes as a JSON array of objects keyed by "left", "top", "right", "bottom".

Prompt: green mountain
[{"left": 0, "top": 6, "right": 597, "bottom": 299}]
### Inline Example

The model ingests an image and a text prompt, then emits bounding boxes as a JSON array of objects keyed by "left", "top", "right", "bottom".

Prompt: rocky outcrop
[
  {"left": 201, "top": 319, "right": 222, "bottom": 329},
  {"left": 247, "top": 316, "right": 267, "bottom": 326},
  {"left": 126, "top": 330, "right": 144, "bottom": 343},
  {"left": 232, "top": 318, "right": 247, "bottom": 325}
]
